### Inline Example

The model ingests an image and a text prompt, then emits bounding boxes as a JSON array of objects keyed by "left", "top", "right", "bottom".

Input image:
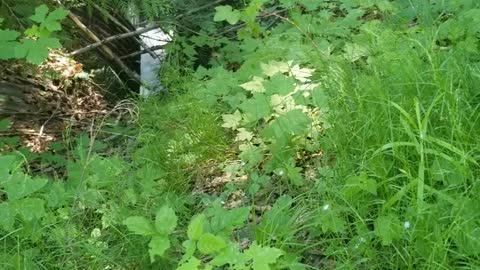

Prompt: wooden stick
[
  {"left": 120, "top": 44, "right": 166, "bottom": 59},
  {"left": 92, "top": 3, "right": 160, "bottom": 60},
  {"left": 69, "top": 24, "right": 162, "bottom": 56},
  {"left": 67, "top": 10, "right": 141, "bottom": 82},
  {"left": 74, "top": 0, "right": 227, "bottom": 56}
]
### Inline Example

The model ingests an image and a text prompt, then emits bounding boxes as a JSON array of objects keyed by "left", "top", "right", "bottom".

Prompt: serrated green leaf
[
  {"left": 180, "top": 240, "right": 197, "bottom": 264},
  {"left": 197, "top": 233, "right": 226, "bottom": 254},
  {"left": 47, "top": 8, "right": 69, "bottom": 21},
  {"left": 239, "top": 143, "right": 265, "bottom": 168},
  {"left": 155, "top": 206, "right": 177, "bottom": 235},
  {"left": 343, "top": 173, "right": 377, "bottom": 197},
  {"left": 222, "top": 110, "right": 242, "bottom": 129},
  {"left": 214, "top": 5, "right": 241, "bottom": 25},
  {"left": 12, "top": 198, "right": 46, "bottom": 221},
  {"left": 176, "top": 257, "right": 201, "bottom": 270},
  {"left": 239, "top": 94, "right": 272, "bottom": 123},
  {"left": 123, "top": 216, "right": 156, "bottom": 236},
  {"left": 148, "top": 235, "right": 171, "bottom": 262},
  {"left": 316, "top": 206, "right": 346, "bottom": 233},
  {"left": 261, "top": 109, "right": 311, "bottom": 142},
  {"left": 374, "top": 214, "right": 402, "bottom": 245},
  {"left": 244, "top": 242, "right": 284, "bottom": 270},
  {"left": 0, "top": 30, "right": 20, "bottom": 42},
  {"left": 0, "top": 118, "right": 12, "bottom": 131},
  {"left": 15, "top": 37, "right": 61, "bottom": 64},
  {"left": 210, "top": 244, "right": 246, "bottom": 267},
  {"left": 261, "top": 61, "right": 290, "bottom": 77},
  {"left": 0, "top": 30, "right": 20, "bottom": 60},
  {"left": 263, "top": 74, "right": 296, "bottom": 96},
  {"left": 30, "top": 5, "right": 49, "bottom": 24},
  {"left": 0, "top": 203, "right": 15, "bottom": 231},
  {"left": 240, "top": 76, "right": 265, "bottom": 93},
  {"left": 3, "top": 174, "right": 48, "bottom": 201},
  {"left": 187, "top": 214, "right": 205, "bottom": 240}
]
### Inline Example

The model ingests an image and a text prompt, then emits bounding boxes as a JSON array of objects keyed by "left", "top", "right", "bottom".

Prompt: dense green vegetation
[{"left": 1, "top": 0, "right": 480, "bottom": 269}]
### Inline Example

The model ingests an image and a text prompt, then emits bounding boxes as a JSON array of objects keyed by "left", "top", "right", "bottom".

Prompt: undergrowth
[{"left": 1, "top": 0, "right": 480, "bottom": 269}]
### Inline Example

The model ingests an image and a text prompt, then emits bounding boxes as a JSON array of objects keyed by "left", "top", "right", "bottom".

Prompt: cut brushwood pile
[{"left": 0, "top": 51, "right": 110, "bottom": 153}]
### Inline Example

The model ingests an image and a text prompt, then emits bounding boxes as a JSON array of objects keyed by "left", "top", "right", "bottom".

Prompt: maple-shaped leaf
[
  {"left": 239, "top": 76, "right": 265, "bottom": 93},
  {"left": 290, "top": 64, "right": 315, "bottom": 82},
  {"left": 222, "top": 110, "right": 242, "bottom": 129},
  {"left": 270, "top": 94, "right": 298, "bottom": 114},
  {"left": 0, "top": 29, "right": 20, "bottom": 60},
  {"left": 239, "top": 94, "right": 272, "bottom": 124},
  {"left": 43, "top": 8, "right": 69, "bottom": 30},
  {"left": 261, "top": 61, "right": 290, "bottom": 77},
  {"left": 263, "top": 73, "right": 296, "bottom": 96},
  {"left": 262, "top": 109, "right": 312, "bottom": 142},
  {"left": 239, "top": 143, "right": 265, "bottom": 168},
  {"left": 15, "top": 37, "right": 61, "bottom": 64},
  {"left": 214, "top": 5, "right": 241, "bottom": 25},
  {"left": 244, "top": 242, "right": 284, "bottom": 270},
  {"left": 30, "top": 5, "right": 49, "bottom": 23},
  {"left": 236, "top": 128, "right": 254, "bottom": 142}
]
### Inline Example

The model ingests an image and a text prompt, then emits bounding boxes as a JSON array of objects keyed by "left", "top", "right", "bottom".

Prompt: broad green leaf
[
  {"left": 0, "top": 203, "right": 15, "bottom": 231},
  {"left": 15, "top": 37, "right": 61, "bottom": 64},
  {"left": 214, "top": 5, "right": 241, "bottom": 25},
  {"left": 176, "top": 257, "right": 201, "bottom": 270},
  {"left": 0, "top": 155, "right": 21, "bottom": 182},
  {"left": 240, "top": 76, "right": 265, "bottom": 93},
  {"left": 180, "top": 240, "right": 196, "bottom": 264},
  {"left": 279, "top": 0, "right": 297, "bottom": 8},
  {"left": 209, "top": 206, "right": 250, "bottom": 235},
  {"left": 343, "top": 173, "right": 377, "bottom": 197},
  {"left": 222, "top": 110, "right": 242, "bottom": 129},
  {"left": 236, "top": 128, "right": 254, "bottom": 142},
  {"left": 0, "top": 30, "right": 20, "bottom": 60},
  {"left": 197, "top": 233, "right": 226, "bottom": 254},
  {"left": 244, "top": 242, "right": 284, "bottom": 270},
  {"left": 148, "top": 235, "right": 171, "bottom": 262},
  {"left": 13, "top": 198, "right": 46, "bottom": 221},
  {"left": 261, "top": 61, "right": 290, "bottom": 77},
  {"left": 315, "top": 207, "right": 346, "bottom": 233},
  {"left": 289, "top": 64, "right": 315, "bottom": 82},
  {"left": 239, "top": 94, "right": 272, "bottom": 123},
  {"left": 374, "top": 214, "right": 402, "bottom": 245},
  {"left": 210, "top": 245, "right": 246, "bottom": 267},
  {"left": 0, "top": 29, "right": 20, "bottom": 41},
  {"left": 298, "top": 0, "right": 323, "bottom": 11},
  {"left": 263, "top": 74, "right": 296, "bottom": 96},
  {"left": 239, "top": 143, "right": 265, "bottom": 168},
  {"left": 155, "top": 206, "right": 177, "bottom": 235},
  {"left": 262, "top": 110, "right": 311, "bottom": 142},
  {"left": 42, "top": 8, "right": 69, "bottom": 32},
  {"left": 0, "top": 118, "right": 12, "bottom": 131},
  {"left": 3, "top": 174, "right": 48, "bottom": 201},
  {"left": 187, "top": 214, "right": 205, "bottom": 240},
  {"left": 123, "top": 216, "right": 156, "bottom": 236},
  {"left": 30, "top": 5, "right": 49, "bottom": 24}
]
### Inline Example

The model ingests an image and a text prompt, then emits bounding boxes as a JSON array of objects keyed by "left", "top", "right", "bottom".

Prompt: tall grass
[{"left": 317, "top": 11, "right": 480, "bottom": 269}]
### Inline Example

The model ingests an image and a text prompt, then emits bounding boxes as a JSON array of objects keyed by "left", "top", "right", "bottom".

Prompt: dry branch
[{"left": 69, "top": 24, "right": 162, "bottom": 56}]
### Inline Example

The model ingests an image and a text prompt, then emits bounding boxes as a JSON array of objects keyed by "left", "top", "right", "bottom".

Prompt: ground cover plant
[{"left": 0, "top": 0, "right": 479, "bottom": 269}]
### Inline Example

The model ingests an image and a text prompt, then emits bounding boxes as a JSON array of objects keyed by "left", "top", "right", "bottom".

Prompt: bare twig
[
  {"left": 92, "top": 3, "right": 160, "bottom": 60},
  {"left": 120, "top": 44, "right": 166, "bottom": 59},
  {"left": 69, "top": 24, "right": 162, "bottom": 56}
]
